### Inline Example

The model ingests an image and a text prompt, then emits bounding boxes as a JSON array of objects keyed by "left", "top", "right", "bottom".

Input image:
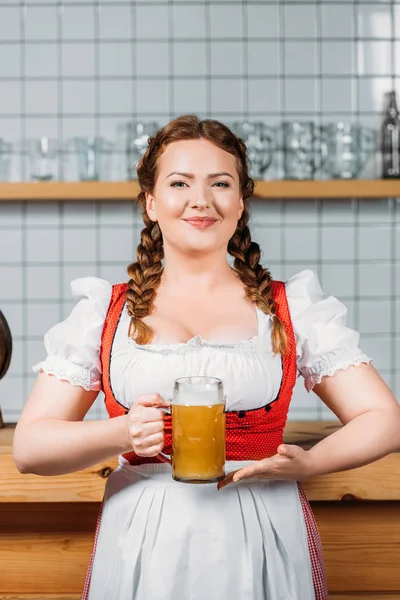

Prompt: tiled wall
[{"left": 0, "top": 1, "right": 399, "bottom": 423}]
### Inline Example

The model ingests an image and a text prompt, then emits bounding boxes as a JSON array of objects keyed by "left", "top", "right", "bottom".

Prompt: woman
[{"left": 13, "top": 115, "right": 400, "bottom": 600}]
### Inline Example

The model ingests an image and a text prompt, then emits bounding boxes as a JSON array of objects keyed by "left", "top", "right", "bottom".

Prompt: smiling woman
[{"left": 12, "top": 114, "right": 400, "bottom": 600}]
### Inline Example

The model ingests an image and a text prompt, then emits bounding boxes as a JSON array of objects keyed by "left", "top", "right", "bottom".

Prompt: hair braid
[
  {"left": 228, "top": 207, "right": 287, "bottom": 355},
  {"left": 126, "top": 191, "right": 164, "bottom": 344}
]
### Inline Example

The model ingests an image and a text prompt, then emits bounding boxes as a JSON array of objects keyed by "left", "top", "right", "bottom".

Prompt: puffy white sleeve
[
  {"left": 32, "top": 277, "right": 113, "bottom": 391},
  {"left": 286, "top": 269, "right": 372, "bottom": 392}
]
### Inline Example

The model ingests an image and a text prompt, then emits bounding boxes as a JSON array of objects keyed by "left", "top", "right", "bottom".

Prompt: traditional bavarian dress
[{"left": 33, "top": 269, "right": 371, "bottom": 600}]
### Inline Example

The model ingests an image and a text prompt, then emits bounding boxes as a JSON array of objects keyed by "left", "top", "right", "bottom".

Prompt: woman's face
[{"left": 145, "top": 139, "right": 244, "bottom": 255}]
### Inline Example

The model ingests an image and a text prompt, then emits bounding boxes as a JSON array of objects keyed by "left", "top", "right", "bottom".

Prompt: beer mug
[{"left": 160, "top": 376, "right": 226, "bottom": 484}]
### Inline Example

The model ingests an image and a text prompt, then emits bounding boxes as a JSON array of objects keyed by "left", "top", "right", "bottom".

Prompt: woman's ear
[
  {"left": 238, "top": 197, "right": 244, "bottom": 219},
  {"left": 145, "top": 193, "right": 157, "bottom": 222}
]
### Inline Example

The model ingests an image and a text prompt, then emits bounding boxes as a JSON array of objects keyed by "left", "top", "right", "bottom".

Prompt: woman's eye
[{"left": 171, "top": 181, "right": 230, "bottom": 188}]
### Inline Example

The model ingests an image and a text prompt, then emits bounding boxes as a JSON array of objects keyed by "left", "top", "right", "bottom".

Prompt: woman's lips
[{"left": 183, "top": 218, "right": 218, "bottom": 229}]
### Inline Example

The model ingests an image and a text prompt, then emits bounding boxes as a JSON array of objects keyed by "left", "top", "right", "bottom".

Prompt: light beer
[{"left": 172, "top": 403, "right": 226, "bottom": 483}]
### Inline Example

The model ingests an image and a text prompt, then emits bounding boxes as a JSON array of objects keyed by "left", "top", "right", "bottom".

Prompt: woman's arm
[
  {"left": 13, "top": 372, "right": 132, "bottom": 476},
  {"left": 308, "top": 361, "right": 400, "bottom": 476}
]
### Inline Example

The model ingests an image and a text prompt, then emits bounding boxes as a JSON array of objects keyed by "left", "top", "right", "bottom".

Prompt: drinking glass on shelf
[
  {"left": 280, "top": 122, "right": 327, "bottom": 180},
  {"left": 117, "top": 121, "right": 160, "bottom": 180},
  {"left": 0, "top": 140, "right": 12, "bottom": 181},
  {"left": 160, "top": 376, "right": 226, "bottom": 484},
  {"left": 229, "top": 121, "right": 275, "bottom": 180},
  {"left": 28, "top": 137, "right": 58, "bottom": 181},
  {"left": 322, "top": 123, "right": 377, "bottom": 179},
  {"left": 71, "top": 137, "right": 114, "bottom": 181}
]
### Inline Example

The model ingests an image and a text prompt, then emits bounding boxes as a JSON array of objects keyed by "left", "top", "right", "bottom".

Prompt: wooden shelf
[{"left": 0, "top": 179, "right": 399, "bottom": 201}]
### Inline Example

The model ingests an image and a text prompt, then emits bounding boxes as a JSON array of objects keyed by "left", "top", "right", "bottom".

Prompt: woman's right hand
[{"left": 126, "top": 393, "right": 171, "bottom": 457}]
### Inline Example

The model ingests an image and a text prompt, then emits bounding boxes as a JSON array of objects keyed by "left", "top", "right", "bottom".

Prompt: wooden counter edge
[{"left": 1, "top": 421, "right": 400, "bottom": 502}]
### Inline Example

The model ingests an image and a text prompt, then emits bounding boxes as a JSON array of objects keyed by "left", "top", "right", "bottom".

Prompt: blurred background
[{"left": 0, "top": 0, "right": 399, "bottom": 424}]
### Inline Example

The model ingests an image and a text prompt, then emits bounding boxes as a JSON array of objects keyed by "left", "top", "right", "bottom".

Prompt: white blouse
[{"left": 32, "top": 269, "right": 372, "bottom": 411}]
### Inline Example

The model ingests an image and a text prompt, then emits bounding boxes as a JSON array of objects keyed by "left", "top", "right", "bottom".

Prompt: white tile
[
  {"left": 136, "top": 42, "right": 168, "bottom": 77},
  {"left": 26, "top": 229, "right": 60, "bottom": 263},
  {"left": 322, "top": 226, "right": 354, "bottom": 261},
  {"left": 284, "top": 227, "right": 318, "bottom": 261},
  {"left": 173, "top": 42, "right": 206, "bottom": 77},
  {"left": 99, "top": 42, "right": 131, "bottom": 77},
  {"left": 26, "top": 266, "right": 60, "bottom": 300},
  {"left": 251, "top": 224, "right": 282, "bottom": 262},
  {"left": 4, "top": 339, "right": 23, "bottom": 379},
  {"left": 25, "top": 118, "right": 58, "bottom": 139},
  {"left": 0, "top": 302, "right": 23, "bottom": 337},
  {"left": 26, "top": 202, "right": 59, "bottom": 226},
  {"left": 321, "top": 201, "right": 355, "bottom": 224},
  {"left": 62, "top": 43, "right": 94, "bottom": 77},
  {"left": 99, "top": 227, "right": 135, "bottom": 262},
  {"left": 358, "top": 300, "right": 392, "bottom": 335},
  {"left": 62, "top": 117, "right": 96, "bottom": 140},
  {"left": 248, "top": 78, "right": 280, "bottom": 113},
  {"left": 358, "top": 3, "right": 393, "bottom": 38},
  {"left": 321, "top": 5, "right": 353, "bottom": 38},
  {"left": 288, "top": 381, "right": 320, "bottom": 410},
  {"left": 247, "top": 41, "right": 279, "bottom": 77},
  {"left": 99, "top": 263, "right": 130, "bottom": 285},
  {"left": 285, "top": 262, "right": 319, "bottom": 282},
  {"left": 63, "top": 80, "right": 95, "bottom": 114},
  {"left": 246, "top": 4, "right": 280, "bottom": 39},
  {"left": 136, "top": 80, "right": 170, "bottom": 114},
  {"left": 285, "top": 79, "right": 317, "bottom": 113},
  {"left": 322, "top": 79, "right": 353, "bottom": 113},
  {"left": 284, "top": 201, "right": 319, "bottom": 225},
  {"left": 173, "top": 79, "right": 206, "bottom": 115},
  {"left": 0, "top": 229, "right": 22, "bottom": 263},
  {"left": 360, "top": 336, "right": 391, "bottom": 371},
  {"left": 0, "top": 267, "right": 22, "bottom": 300},
  {"left": 0, "top": 377, "right": 24, "bottom": 413},
  {"left": 0, "top": 82, "right": 21, "bottom": 115},
  {"left": 321, "top": 263, "right": 356, "bottom": 298},
  {"left": 25, "top": 81, "right": 58, "bottom": 114},
  {"left": 0, "top": 45, "right": 21, "bottom": 78},
  {"left": 322, "top": 41, "right": 355, "bottom": 76},
  {"left": 209, "top": 4, "right": 243, "bottom": 39},
  {"left": 26, "top": 6, "right": 58, "bottom": 40},
  {"left": 358, "top": 41, "right": 393, "bottom": 76},
  {"left": 359, "top": 226, "right": 391, "bottom": 260},
  {"left": 99, "top": 5, "right": 131, "bottom": 39},
  {"left": 27, "top": 44, "right": 58, "bottom": 78},
  {"left": 285, "top": 42, "right": 317, "bottom": 77},
  {"left": 211, "top": 41, "right": 244, "bottom": 77},
  {"left": 0, "top": 7, "right": 20, "bottom": 41},
  {"left": 26, "top": 303, "right": 61, "bottom": 337},
  {"left": 284, "top": 5, "right": 317, "bottom": 38},
  {"left": 100, "top": 203, "right": 134, "bottom": 226},
  {"left": 99, "top": 80, "right": 132, "bottom": 114},
  {"left": 211, "top": 79, "right": 243, "bottom": 113},
  {"left": 27, "top": 339, "right": 51, "bottom": 373},
  {"left": 136, "top": 6, "right": 169, "bottom": 39},
  {"left": 250, "top": 201, "right": 282, "bottom": 226},
  {"left": 396, "top": 5, "right": 400, "bottom": 37},
  {"left": 359, "top": 263, "right": 391, "bottom": 297},
  {"left": 287, "top": 407, "right": 320, "bottom": 422},
  {"left": 62, "top": 5, "right": 94, "bottom": 40},
  {"left": 63, "top": 227, "right": 96, "bottom": 262},
  {"left": 358, "top": 77, "right": 394, "bottom": 112},
  {"left": 172, "top": 4, "right": 206, "bottom": 39}
]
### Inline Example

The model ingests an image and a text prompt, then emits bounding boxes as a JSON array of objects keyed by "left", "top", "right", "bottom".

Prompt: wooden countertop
[{"left": 1, "top": 421, "right": 400, "bottom": 503}]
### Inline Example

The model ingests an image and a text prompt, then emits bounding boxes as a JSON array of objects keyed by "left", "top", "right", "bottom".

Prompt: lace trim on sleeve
[
  {"left": 300, "top": 349, "right": 373, "bottom": 392},
  {"left": 32, "top": 355, "right": 102, "bottom": 392}
]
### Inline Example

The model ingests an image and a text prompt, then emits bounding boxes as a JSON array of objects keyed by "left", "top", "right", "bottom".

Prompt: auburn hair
[{"left": 126, "top": 114, "right": 287, "bottom": 355}]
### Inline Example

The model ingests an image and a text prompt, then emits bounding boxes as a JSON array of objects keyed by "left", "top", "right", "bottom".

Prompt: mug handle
[{"left": 157, "top": 405, "right": 172, "bottom": 464}]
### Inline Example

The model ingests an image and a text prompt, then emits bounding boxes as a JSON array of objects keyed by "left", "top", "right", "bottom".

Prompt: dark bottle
[{"left": 381, "top": 91, "right": 400, "bottom": 178}]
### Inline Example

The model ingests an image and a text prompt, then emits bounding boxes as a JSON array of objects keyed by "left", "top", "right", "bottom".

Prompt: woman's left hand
[{"left": 217, "top": 444, "right": 316, "bottom": 490}]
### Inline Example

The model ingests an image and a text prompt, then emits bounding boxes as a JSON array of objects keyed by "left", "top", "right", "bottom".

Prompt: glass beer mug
[{"left": 161, "top": 376, "right": 226, "bottom": 484}]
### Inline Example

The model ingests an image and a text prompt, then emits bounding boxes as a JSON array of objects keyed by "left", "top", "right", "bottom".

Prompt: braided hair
[{"left": 126, "top": 114, "right": 287, "bottom": 354}]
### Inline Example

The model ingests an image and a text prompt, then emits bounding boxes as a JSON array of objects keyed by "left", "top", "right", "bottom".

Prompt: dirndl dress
[{"left": 32, "top": 269, "right": 371, "bottom": 600}]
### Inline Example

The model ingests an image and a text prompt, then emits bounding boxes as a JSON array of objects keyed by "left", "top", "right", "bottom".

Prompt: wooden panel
[
  {"left": 0, "top": 180, "right": 399, "bottom": 201},
  {"left": 0, "top": 503, "right": 98, "bottom": 594},
  {"left": 313, "top": 503, "right": 400, "bottom": 592}
]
